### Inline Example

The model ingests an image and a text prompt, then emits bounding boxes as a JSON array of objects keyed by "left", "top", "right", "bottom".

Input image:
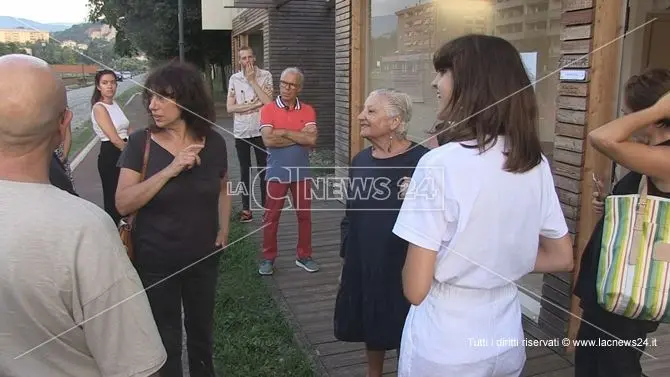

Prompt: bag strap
[
  {"left": 630, "top": 175, "right": 650, "bottom": 265},
  {"left": 139, "top": 129, "right": 151, "bottom": 181},
  {"left": 638, "top": 174, "right": 649, "bottom": 204},
  {"left": 127, "top": 129, "right": 152, "bottom": 227}
]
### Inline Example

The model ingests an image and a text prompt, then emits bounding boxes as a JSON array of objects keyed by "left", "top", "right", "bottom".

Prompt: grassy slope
[{"left": 212, "top": 218, "right": 315, "bottom": 377}]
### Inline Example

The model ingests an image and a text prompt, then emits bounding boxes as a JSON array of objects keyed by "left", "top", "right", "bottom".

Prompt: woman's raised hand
[{"left": 165, "top": 144, "right": 204, "bottom": 177}]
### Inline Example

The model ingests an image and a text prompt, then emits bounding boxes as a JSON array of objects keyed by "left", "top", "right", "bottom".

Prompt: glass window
[
  {"left": 368, "top": 0, "right": 562, "bottom": 311},
  {"left": 368, "top": 0, "right": 560, "bottom": 162}
]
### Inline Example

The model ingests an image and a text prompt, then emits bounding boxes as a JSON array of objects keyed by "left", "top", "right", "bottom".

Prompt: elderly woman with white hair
[{"left": 334, "top": 88, "right": 430, "bottom": 377}]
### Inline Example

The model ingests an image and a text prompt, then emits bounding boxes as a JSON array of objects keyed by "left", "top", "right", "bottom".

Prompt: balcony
[
  {"left": 497, "top": 30, "right": 525, "bottom": 41},
  {"left": 495, "top": 0, "right": 525, "bottom": 10},
  {"left": 496, "top": 14, "right": 525, "bottom": 25},
  {"left": 549, "top": 0, "right": 562, "bottom": 11},
  {"left": 526, "top": 0, "right": 551, "bottom": 6},
  {"left": 524, "top": 29, "right": 550, "bottom": 39},
  {"left": 525, "top": 10, "right": 549, "bottom": 23}
]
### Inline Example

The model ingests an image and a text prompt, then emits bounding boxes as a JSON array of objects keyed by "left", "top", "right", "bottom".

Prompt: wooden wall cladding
[
  {"left": 268, "top": 0, "right": 336, "bottom": 150},
  {"left": 334, "top": 0, "right": 351, "bottom": 179},
  {"left": 542, "top": 0, "right": 599, "bottom": 351}
]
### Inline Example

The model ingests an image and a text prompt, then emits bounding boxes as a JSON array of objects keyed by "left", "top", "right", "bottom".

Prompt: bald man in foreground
[{"left": 0, "top": 55, "right": 166, "bottom": 376}]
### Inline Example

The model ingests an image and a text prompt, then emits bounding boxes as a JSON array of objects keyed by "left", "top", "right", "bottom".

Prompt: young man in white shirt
[
  {"left": 0, "top": 55, "right": 166, "bottom": 377},
  {"left": 227, "top": 46, "right": 274, "bottom": 222}
]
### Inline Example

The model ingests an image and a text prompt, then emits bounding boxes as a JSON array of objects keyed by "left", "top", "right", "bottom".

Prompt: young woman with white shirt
[
  {"left": 391, "top": 34, "right": 574, "bottom": 376},
  {"left": 90, "top": 69, "right": 130, "bottom": 225}
]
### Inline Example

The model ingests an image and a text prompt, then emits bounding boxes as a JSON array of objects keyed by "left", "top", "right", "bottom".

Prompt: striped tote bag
[{"left": 596, "top": 175, "right": 670, "bottom": 322}]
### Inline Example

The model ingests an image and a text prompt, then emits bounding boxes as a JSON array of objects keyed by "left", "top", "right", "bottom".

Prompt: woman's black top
[
  {"left": 117, "top": 128, "right": 228, "bottom": 272},
  {"left": 334, "top": 142, "right": 430, "bottom": 350}
]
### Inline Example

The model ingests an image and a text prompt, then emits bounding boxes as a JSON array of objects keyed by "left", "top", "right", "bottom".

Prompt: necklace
[{"left": 371, "top": 139, "right": 411, "bottom": 158}]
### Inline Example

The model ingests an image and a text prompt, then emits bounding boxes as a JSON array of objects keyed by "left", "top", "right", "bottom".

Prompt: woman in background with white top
[
  {"left": 391, "top": 34, "right": 574, "bottom": 376},
  {"left": 91, "top": 69, "right": 130, "bottom": 225}
]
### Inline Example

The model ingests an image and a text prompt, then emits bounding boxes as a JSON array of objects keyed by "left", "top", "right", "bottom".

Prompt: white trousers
[{"left": 398, "top": 283, "right": 526, "bottom": 377}]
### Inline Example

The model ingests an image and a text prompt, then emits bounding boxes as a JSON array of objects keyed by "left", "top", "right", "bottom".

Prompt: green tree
[
  {"left": 112, "top": 56, "right": 147, "bottom": 71},
  {"left": 84, "top": 38, "right": 116, "bottom": 66},
  {"left": 0, "top": 42, "right": 28, "bottom": 56},
  {"left": 27, "top": 41, "right": 64, "bottom": 64},
  {"left": 87, "top": 0, "right": 229, "bottom": 69}
]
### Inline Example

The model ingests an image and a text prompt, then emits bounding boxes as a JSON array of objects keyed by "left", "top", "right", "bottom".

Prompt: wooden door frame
[
  {"left": 231, "top": 34, "right": 249, "bottom": 69},
  {"left": 349, "top": 0, "right": 368, "bottom": 162},
  {"left": 565, "top": 0, "right": 626, "bottom": 349}
]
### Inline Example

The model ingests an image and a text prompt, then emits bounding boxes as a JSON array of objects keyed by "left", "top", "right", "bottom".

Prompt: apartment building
[
  {"left": 375, "top": 0, "right": 495, "bottom": 104},
  {"left": 494, "top": 0, "right": 562, "bottom": 55},
  {"left": 0, "top": 28, "right": 49, "bottom": 44}
]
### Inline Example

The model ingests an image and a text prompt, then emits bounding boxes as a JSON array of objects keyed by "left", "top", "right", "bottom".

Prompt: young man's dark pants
[
  {"left": 137, "top": 254, "right": 221, "bottom": 377},
  {"left": 235, "top": 136, "right": 267, "bottom": 211},
  {"left": 575, "top": 303, "right": 659, "bottom": 377}
]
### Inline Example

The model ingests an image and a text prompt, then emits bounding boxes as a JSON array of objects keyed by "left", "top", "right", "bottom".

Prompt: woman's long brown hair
[{"left": 430, "top": 34, "right": 543, "bottom": 173}]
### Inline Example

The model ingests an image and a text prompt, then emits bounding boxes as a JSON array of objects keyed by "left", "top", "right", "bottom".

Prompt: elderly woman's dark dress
[{"left": 334, "top": 141, "right": 430, "bottom": 350}]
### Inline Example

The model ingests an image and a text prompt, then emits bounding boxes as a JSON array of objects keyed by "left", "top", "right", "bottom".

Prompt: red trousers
[{"left": 262, "top": 180, "right": 312, "bottom": 261}]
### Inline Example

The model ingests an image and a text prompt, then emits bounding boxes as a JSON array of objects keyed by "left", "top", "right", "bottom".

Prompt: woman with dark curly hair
[{"left": 115, "top": 61, "right": 231, "bottom": 377}]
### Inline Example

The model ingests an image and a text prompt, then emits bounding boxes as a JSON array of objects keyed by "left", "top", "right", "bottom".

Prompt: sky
[{"left": 4, "top": 0, "right": 89, "bottom": 24}]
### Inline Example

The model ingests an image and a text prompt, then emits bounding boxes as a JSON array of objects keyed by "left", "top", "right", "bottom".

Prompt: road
[{"left": 66, "top": 74, "right": 146, "bottom": 132}]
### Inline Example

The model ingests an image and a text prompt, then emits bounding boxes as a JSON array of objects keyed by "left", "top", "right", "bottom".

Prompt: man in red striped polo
[{"left": 258, "top": 67, "right": 319, "bottom": 275}]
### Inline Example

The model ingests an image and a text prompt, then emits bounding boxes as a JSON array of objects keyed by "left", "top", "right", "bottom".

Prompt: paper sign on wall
[{"left": 560, "top": 69, "right": 587, "bottom": 81}]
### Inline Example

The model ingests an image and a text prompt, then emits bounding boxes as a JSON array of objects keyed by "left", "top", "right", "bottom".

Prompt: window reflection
[
  {"left": 368, "top": 0, "right": 564, "bottom": 301},
  {"left": 369, "top": 0, "right": 561, "bottom": 163}
]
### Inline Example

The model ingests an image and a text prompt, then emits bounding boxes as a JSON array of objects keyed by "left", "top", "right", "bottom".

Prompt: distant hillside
[
  {"left": 53, "top": 23, "right": 103, "bottom": 44},
  {"left": 0, "top": 16, "right": 71, "bottom": 32}
]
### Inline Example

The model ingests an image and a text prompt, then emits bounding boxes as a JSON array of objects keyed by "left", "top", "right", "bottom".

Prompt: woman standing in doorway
[
  {"left": 392, "top": 35, "right": 574, "bottom": 376},
  {"left": 91, "top": 69, "right": 129, "bottom": 225}
]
